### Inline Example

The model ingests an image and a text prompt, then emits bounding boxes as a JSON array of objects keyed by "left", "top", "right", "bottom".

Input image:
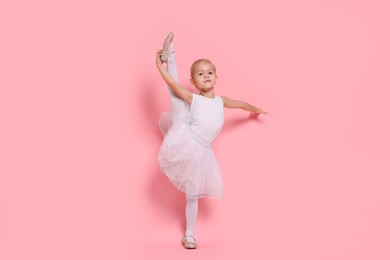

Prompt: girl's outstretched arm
[
  {"left": 156, "top": 50, "right": 193, "bottom": 104},
  {"left": 221, "top": 96, "right": 268, "bottom": 115}
]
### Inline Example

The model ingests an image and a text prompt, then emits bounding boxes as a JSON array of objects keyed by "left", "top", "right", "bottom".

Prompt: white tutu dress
[{"left": 158, "top": 45, "right": 224, "bottom": 200}]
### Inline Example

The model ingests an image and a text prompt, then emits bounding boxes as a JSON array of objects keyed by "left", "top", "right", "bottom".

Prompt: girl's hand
[
  {"left": 259, "top": 109, "right": 268, "bottom": 114},
  {"left": 250, "top": 108, "right": 268, "bottom": 117},
  {"left": 156, "top": 49, "right": 164, "bottom": 67},
  {"left": 254, "top": 107, "right": 268, "bottom": 114}
]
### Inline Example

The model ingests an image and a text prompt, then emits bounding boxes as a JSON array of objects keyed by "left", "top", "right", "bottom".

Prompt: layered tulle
[{"left": 158, "top": 110, "right": 223, "bottom": 200}]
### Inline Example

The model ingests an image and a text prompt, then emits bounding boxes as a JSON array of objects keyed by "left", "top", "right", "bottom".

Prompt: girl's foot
[
  {"left": 182, "top": 235, "right": 197, "bottom": 249},
  {"left": 160, "top": 32, "right": 174, "bottom": 63}
]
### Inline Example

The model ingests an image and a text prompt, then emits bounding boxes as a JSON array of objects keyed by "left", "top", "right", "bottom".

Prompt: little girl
[{"left": 156, "top": 33, "right": 267, "bottom": 249}]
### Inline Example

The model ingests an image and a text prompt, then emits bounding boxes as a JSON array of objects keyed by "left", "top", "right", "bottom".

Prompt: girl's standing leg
[{"left": 185, "top": 196, "right": 198, "bottom": 244}]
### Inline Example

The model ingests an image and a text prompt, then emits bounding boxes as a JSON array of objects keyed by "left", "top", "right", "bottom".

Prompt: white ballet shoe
[
  {"left": 182, "top": 235, "right": 197, "bottom": 249},
  {"left": 160, "top": 32, "right": 174, "bottom": 63}
]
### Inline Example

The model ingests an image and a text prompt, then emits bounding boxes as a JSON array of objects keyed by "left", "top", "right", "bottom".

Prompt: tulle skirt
[{"left": 158, "top": 112, "right": 223, "bottom": 200}]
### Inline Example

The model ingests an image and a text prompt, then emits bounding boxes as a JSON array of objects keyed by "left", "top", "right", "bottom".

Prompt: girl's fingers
[
  {"left": 156, "top": 50, "right": 164, "bottom": 65},
  {"left": 156, "top": 50, "right": 164, "bottom": 58}
]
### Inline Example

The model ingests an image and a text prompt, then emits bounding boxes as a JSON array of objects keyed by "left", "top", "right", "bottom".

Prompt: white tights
[
  {"left": 185, "top": 196, "right": 198, "bottom": 241},
  {"left": 165, "top": 42, "right": 199, "bottom": 242}
]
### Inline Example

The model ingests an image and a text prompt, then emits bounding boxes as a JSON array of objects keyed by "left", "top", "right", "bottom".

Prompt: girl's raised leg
[{"left": 161, "top": 33, "right": 189, "bottom": 122}]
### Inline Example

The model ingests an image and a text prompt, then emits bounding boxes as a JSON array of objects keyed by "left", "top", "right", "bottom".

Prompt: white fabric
[
  {"left": 185, "top": 196, "right": 198, "bottom": 241},
  {"left": 190, "top": 94, "right": 224, "bottom": 146}
]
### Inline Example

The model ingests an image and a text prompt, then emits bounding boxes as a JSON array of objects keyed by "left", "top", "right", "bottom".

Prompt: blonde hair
[{"left": 190, "top": 59, "right": 216, "bottom": 79}]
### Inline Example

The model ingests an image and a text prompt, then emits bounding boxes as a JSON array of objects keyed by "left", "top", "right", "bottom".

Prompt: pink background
[{"left": 1, "top": 0, "right": 389, "bottom": 259}]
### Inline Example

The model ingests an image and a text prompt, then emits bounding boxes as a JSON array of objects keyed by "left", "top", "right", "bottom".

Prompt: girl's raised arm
[
  {"left": 221, "top": 96, "right": 267, "bottom": 115},
  {"left": 156, "top": 50, "right": 193, "bottom": 104}
]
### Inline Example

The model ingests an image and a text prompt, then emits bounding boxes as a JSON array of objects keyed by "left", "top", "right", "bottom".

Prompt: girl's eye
[
  {"left": 198, "top": 73, "right": 203, "bottom": 76},
  {"left": 208, "top": 71, "right": 213, "bottom": 75}
]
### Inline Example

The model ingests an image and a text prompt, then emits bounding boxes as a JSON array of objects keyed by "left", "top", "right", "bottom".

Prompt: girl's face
[{"left": 191, "top": 62, "right": 217, "bottom": 90}]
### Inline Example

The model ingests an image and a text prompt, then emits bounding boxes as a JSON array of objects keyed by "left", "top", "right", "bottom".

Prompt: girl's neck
[{"left": 198, "top": 88, "right": 215, "bottom": 99}]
